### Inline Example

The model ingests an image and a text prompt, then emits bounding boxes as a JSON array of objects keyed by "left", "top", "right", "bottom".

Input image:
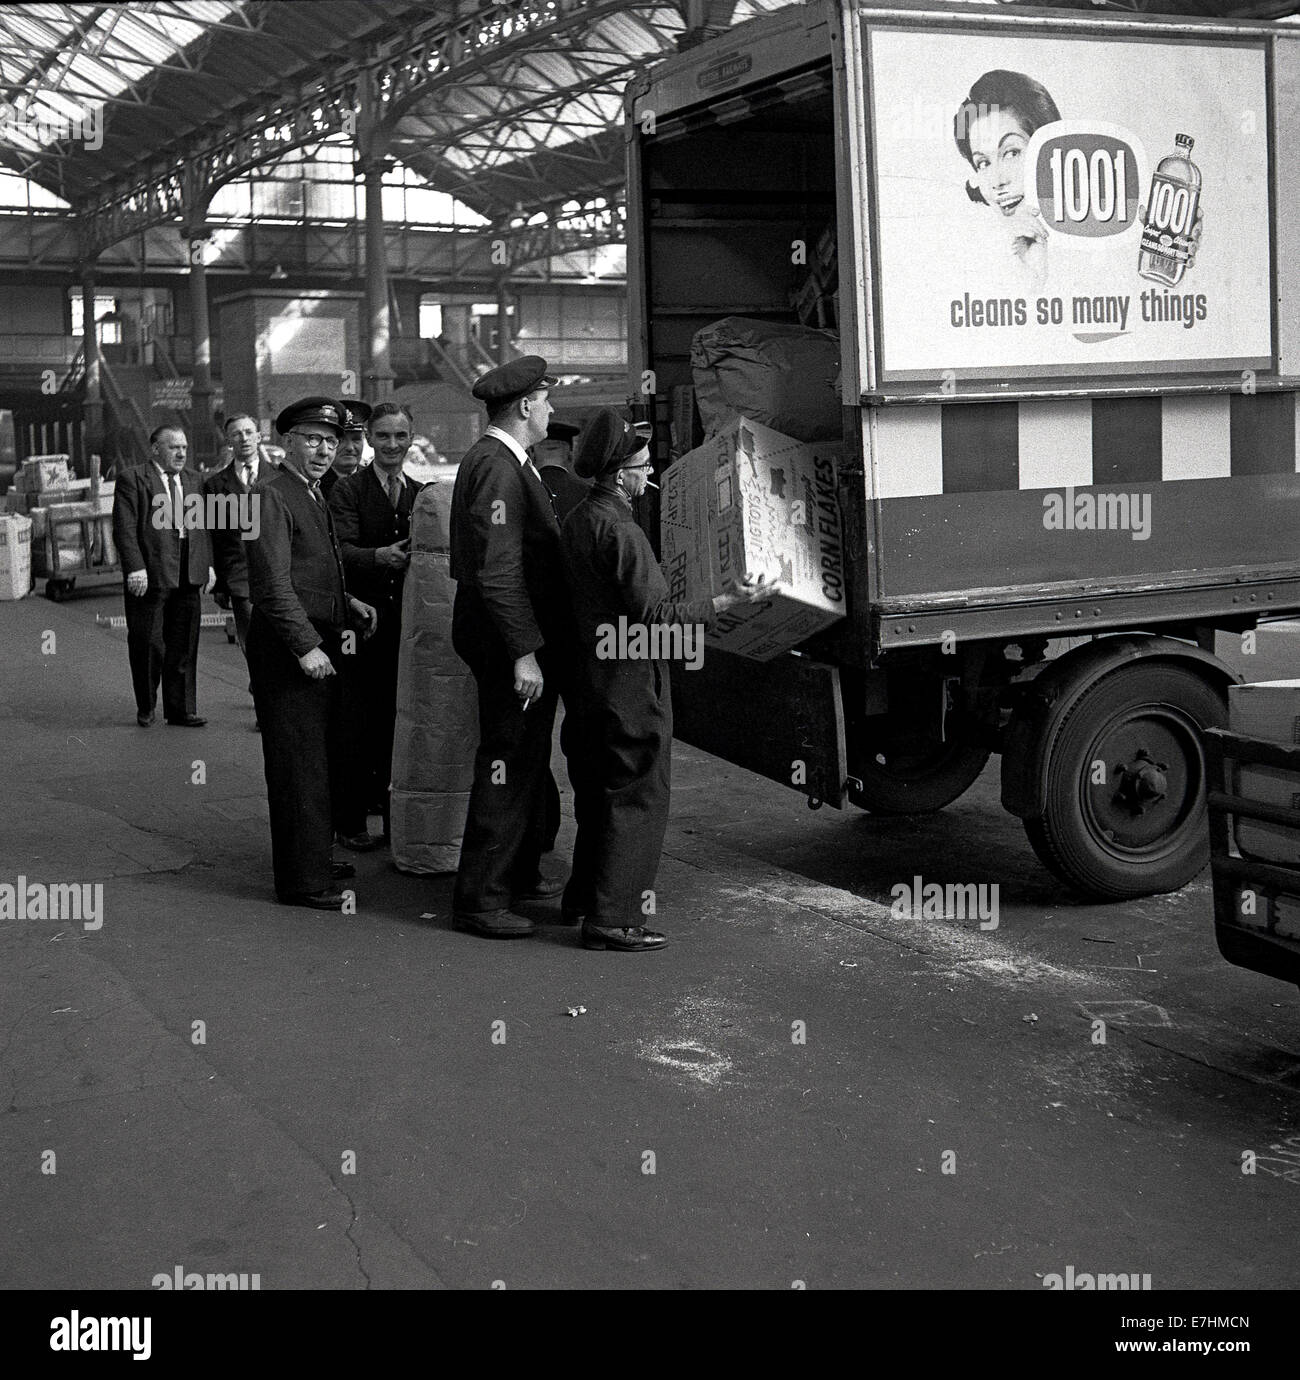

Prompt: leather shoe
[
  {"left": 166, "top": 715, "right": 207, "bottom": 727},
  {"left": 136, "top": 711, "right": 155, "bottom": 727},
  {"left": 336, "top": 830, "right": 381, "bottom": 852},
  {"left": 278, "top": 889, "right": 348, "bottom": 911},
  {"left": 330, "top": 861, "right": 356, "bottom": 881},
  {"left": 453, "top": 910, "right": 535, "bottom": 939},
  {"left": 514, "top": 875, "right": 566, "bottom": 902},
  {"left": 581, "top": 923, "right": 668, "bottom": 952}
]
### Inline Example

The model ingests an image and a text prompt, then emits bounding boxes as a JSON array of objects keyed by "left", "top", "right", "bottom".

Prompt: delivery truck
[{"left": 624, "top": 0, "right": 1300, "bottom": 900}]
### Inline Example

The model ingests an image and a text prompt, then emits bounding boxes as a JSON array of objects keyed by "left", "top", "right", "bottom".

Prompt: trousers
[
  {"left": 451, "top": 596, "right": 557, "bottom": 916},
  {"left": 247, "top": 611, "right": 354, "bottom": 897},
  {"left": 124, "top": 582, "right": 200, "bottom": 721}
]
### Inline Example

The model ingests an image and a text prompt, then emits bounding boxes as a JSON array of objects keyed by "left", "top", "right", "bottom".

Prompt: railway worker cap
[
  {"left": 471, "top": 355, "right": 558, "bottom": 408},
  {"left": 574, "top": 407, "right": 650, "bottom": 480},
  {"left": 337, "top": 398, "right": 372, "bottom": 433},
  {"left": 275, "top": 396, "right": 345, "bottom": 437}
]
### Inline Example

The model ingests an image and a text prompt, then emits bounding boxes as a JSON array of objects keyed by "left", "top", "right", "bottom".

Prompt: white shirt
[
  {"left": 485, "top": 425, "right": 543, "bottom": 483},
  {"left": 153, "top": 462, "right": 185, "bottom": 535}
]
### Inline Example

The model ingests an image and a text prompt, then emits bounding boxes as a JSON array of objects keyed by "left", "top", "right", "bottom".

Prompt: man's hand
[
  {"left": 713, "top": 574, "right": 776, "bottom": 616},
  {"left": 348, "top": 596, "right": 379, "bottom": 639},
  {"left": 125, "top": 570, "right": 148, "bottom": 597},
  {"left": 204, "top": 567, "right": 217, "bottom": 595},
  {"left": 514, "top": 651, "right": 544, "bottom": 705},
  {"left": 298, "top": 646, "right": 335, "bottom": 680},
  {"left": 376, "top": 540, "right": 411, "bottom": 570}
]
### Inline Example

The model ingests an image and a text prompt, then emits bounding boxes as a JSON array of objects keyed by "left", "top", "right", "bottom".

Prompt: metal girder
[
  {"left": 64, "top": 3, "right": 574, "bottom": 249},
  {"left": 81, "top": 77, "right": 362, "bottom": 252},
  {"left": 376, "top": 0, "right": 659, "bottom": 126},
  {"left": 70, "top": 0, "right": 686, "bottom": 255},
  {"left": 491, "top": 192, "right": 627, "bottom": 269},
  {"left": 0, "top": 187, "right": 628, "bottom": 280}
]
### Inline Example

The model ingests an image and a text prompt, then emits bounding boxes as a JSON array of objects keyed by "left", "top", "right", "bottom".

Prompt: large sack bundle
[
  {"left": 389, "top": 470, "right": 478, "bottom": 874},
  {"left": 690, "top": 316, "right": 841, "bottom": 443}
]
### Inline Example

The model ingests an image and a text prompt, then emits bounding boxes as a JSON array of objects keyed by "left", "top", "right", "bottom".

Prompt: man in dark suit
[
  {"left": 449, "top": 356, "right": 570, "bottom": 939},
  {"left": 329, "top": 401, "right": 421, "bottom": 847},
  {"left": 245, "top": 397, "right": 378, "bottom": 910},
  {"left": 204, "top": 413, "right": 266, "bottom": 674},
  {"left": 111, "top": 424, "right": 215, "bottom": 727}
]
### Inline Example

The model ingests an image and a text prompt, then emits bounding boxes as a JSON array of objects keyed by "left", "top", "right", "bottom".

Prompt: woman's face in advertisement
[{"left": 969, "top": 107, "right": 1032, "bottom": 216}]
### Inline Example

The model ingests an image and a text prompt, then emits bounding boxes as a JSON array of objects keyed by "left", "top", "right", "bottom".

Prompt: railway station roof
[
  {"left": 0, "top": 0, "right": 798, "bottom": 246},
  {"left": 0, "top": 0, "right": 1294, "bottom": 255}
]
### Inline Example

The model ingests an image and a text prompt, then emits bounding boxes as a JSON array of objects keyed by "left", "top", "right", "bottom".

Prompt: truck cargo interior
[{"left": 642, "top": 67, "right": 838, "bottom": 441}]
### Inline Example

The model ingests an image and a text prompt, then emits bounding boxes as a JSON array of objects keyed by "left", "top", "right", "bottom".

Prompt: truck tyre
[
  {"left": 849, "top": 740, "right": 991, "bottom": 815},
  {"left": 1023, "top": 663, "right": 1226, "bottom": 900}
]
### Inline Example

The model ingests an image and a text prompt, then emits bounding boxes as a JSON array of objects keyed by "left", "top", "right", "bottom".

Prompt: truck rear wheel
[
  {"left": 849, "top": 738, "right": 991, "bottom": 815},
  {"left": 1023, "top": 663, "right": 1226, "bottom": 900}
]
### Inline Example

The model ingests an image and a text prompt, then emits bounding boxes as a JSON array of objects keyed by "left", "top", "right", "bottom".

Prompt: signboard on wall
[
  {"left": 864, "top": 26, "right": 1273, "bottom": 382},
  {"left": 149, "top": 378, "right": 224, "bottom": 411}
]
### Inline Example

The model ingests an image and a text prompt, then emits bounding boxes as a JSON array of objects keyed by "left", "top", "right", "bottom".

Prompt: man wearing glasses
[{"left": 245, "top": 397, "right": 379, "bottom": 910}]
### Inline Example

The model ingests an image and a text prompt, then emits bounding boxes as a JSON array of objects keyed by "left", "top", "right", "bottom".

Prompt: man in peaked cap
[
  {"left": 448, "top": 355, "right": 572, "bottom": 939},
  {"left": 245, "top": 396, "right": 379, "bottom": 910},
  {"left": 535, "top": 418, "right": 589, "bottom": 524},
  {"left": 322, "top": 398, "right": 371, "bottom": 501}
]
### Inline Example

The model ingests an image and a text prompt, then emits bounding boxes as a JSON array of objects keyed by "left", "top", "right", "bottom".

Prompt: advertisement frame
[{"left": 854, "top": 11, "right": 1280, "bottom": 398}]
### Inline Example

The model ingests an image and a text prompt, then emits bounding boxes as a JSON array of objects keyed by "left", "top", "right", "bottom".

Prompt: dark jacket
[
  {"left": 449, "top": 434, "right": 565, "bottom": 660},
  {"left": 246, "top": 468, "right": 349, "bottom": 658},
  {"left": 539, "top": 465, "right": 591, "bottom": 524},
  {"left": 561, "top": 485, "right": 714, "bottom": 656},
  {"left": 328, "top": 463, "right": 421, "bottom": 618},
  {"left": 203, "top": 455, "right": 267, "bottom": 600},
  {"left": 111, "top": 462, "right": 212, "bottom": 589}
]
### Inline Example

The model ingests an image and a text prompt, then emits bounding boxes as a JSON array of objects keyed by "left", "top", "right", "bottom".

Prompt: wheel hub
[
  {"left": 1084, "top": 709, "right": 1203, "bottom": 855},
  {"left": 1113, "top": 751, "right": 1169, "bottom": 815}
]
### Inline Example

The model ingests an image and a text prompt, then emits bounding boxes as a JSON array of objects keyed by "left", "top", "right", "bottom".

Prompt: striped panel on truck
[
  {"left": 873, "top": 393, "right": 1300, "bottom": 498},
  {"left": 870, "top": 391, "right": 1300, "bottom": 601}
]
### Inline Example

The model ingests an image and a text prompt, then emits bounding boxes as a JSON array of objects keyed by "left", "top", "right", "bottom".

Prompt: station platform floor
[{"left": 1, "top": 587, "right": 1297, "bottom": 1291}]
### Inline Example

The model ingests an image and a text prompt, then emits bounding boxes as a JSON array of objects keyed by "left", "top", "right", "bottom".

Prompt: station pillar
[
  {"left": 79, "top": 267, "right": 103, "bottom": 476},
  {"left": 361, "top": 158, "right": 395, "bottom": 399},
  {"left": 186, "top": 226, "right": 216, "bottom": 469}
]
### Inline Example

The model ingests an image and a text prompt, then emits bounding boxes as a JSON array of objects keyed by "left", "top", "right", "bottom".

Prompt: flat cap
[
  {"left": 574, "top": 407, "right": 649, "bottom": 480},
  {"left": 275, "top": 396, "right": 344, "bottom": 436},
  {"left": 471, "top": 354, "right": 558, "bottom": 408},
  {"left": 337, "top": 398, "right": 372, "bottom": 431}
]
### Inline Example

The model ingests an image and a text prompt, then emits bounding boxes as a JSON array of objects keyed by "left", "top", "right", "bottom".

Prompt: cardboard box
[
  {"left": 1228, "top": 680, "right": 1300, "bottom": 864},
  {"left": 670, "top": 384, "right": 701, "bottom": 460},
  {"left": 19, "top": 456, "right": 70, "bottom": 493},
  {"left": 0, "top": 514, "right": 32, "bottom": 599},
  {"left": 659, "top": 417, "right": 846, "bottom": 662}
]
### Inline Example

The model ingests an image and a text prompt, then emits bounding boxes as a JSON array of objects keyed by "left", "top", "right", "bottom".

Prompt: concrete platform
[{"left": 1, "top": 588, "right": 1297, "bottom": 1291}]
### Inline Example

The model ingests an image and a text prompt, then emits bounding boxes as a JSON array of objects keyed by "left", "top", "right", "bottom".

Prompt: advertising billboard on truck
[{"left": 866, "top": 28, "right": 1273, "bottom": 383}]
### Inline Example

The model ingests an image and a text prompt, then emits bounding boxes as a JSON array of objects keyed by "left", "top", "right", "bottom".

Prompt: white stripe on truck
[{"left": 1161, "top": 395, "right": 1231, "bottom": 482}]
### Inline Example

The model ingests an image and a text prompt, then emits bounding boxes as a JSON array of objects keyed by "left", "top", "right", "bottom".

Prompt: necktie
[
  {"left": 241, "top": 463, "right": 254, "bottom": 489},
  {"left": 388, "top": 475, "right": 403, "bottom": 510},
  {"left": 171, "top": 475, "right": 185, "bottom": 536}
]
